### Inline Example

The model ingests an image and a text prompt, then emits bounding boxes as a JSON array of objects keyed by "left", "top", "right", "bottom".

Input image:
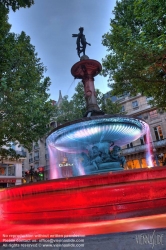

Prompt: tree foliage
[
  {"left": 102, "top": 0, "right": 166, "bottom": 108},
  {"left": 0, "top": 0, "right": 34, "bottom": 11},
  {"left": 0, "top": 4, "right": 55, "bottom": 151},
  {"left": 54, "top": 82, "right": 122, "bottom": 125}
]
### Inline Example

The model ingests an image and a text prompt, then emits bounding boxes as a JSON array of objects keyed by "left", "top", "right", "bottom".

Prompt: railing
[
  {"left": 153, "top": 139, "right": 166, "bottom": 148},
  {"left": 122, "top": 138, "right": 166, "bottom": 155}
]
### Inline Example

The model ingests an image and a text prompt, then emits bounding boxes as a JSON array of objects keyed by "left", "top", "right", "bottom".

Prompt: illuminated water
[
  {"left": 46, "top": 115, "right": 153, "bottom": 179},
  {"left": 145, "top": 124, "right": 153, "bottom": 167}
]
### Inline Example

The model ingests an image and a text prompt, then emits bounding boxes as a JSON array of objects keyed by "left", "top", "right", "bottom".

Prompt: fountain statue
[
  {"left": 72, "top": 27, "right": 91, "bottom": 58},
  {"left": 46, "top": 27, "right": 151, "bottom": 179}
]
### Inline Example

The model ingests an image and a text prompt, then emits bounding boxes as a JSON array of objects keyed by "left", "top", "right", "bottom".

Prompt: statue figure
[
  {"left": 72, "top": 27, "right": 91, "bottom": 58},
  {"left": 90, "top": 146, "right": 102, "bottom": 169},
  {"left": 81, "top": 144, "right": 126, "bottom": 173},
  {"left": 109, "top": 145, "right": 126, "bottom": 168}
]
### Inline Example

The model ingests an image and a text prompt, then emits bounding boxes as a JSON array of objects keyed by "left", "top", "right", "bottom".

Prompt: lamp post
[{"left": 29, "top": 165, "right": 34, "bottom": 183}]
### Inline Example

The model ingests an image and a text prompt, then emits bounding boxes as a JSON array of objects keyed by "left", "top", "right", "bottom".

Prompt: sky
[{"left": 9, "top": 0, "right": 117, "bottom": 101}]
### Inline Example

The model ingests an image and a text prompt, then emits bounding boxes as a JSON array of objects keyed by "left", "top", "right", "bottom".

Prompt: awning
[{"left": 0, "top": 179, "right": 16, "bottom": 183}]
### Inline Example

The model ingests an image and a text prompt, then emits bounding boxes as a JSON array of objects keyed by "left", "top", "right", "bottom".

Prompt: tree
[
  {"left": 102, "top": 0, "right": 166, "bottom": 108},
  {"left": 54, "top": 82, "right": 122, "bottom": 125},
  {"left": 0, "top": 0, "right": 34, "bottom": 11},
  {"left": 71, "top": 82, "right": 87, "bottom": 118},
  {"left": 101, "top": 96, "right": 124, "bottom": 115},
  {"left": 0, "top": 6, "right": 55, "bottom": 151},
  {"left": 53, "top": 95, "right": 76, "bottom": 125}
]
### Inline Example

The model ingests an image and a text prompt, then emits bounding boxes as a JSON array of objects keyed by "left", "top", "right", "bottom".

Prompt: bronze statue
[
  {"left": 109, "top": 145, "right": 126, "bottom": 168},
  {"left": 72, "top": 27, "right": 91, "bottom": 58}
]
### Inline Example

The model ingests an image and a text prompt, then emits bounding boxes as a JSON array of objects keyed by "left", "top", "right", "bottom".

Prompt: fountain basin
[
  {"left": 47, "top": 115, "right": 147, "bottom": 150},
  {"left": 47, "top": 115, "right": 148, "bottom": 178}
]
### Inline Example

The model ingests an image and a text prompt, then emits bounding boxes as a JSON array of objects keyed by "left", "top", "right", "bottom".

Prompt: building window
[
  {"left": 149, "top": 110, "right": 158, "bottom": 119},
  {"left": 117, "top": 95, "right": 125, "bottom": 101},
  {"left": 154, "top": 126, "right": 163, "bottom": 141},
  {"left": 121, "top": 105, "right": 125, "bottom": 112},
  {"left": 50, "top": 121, "right": 57, "bottom": 128},
  {"left": 34, "top": 151, "right": 39, "bottom": 161},
  {"left": 34, "top": 163, "right": 39, "bottom": 169},
  {"left": 45, "top": 154, "right": 49, "bottom": 160},
  {"left": 0, "top": 164, "right": 15, "bottom": 176},
  {"left": 8, "top": 165, "right": 15, "bottom": 176},
  {"left": 140, "top": 137, "right": 144, "bottom": 145},
  {"left": 29, "top": 153, "right": 33, "bottom": 163},
  {"left": 34, "top": 143, "right": 39, "bottom": 150},
  {"left": 132, "top": 100, "right": 139, "bottom": 109},
  {"left": 34, "top": 151, "right": 39, "bottom": 157},
  {"left": 140, "top": 135, "right": 146, "bottom": 145},
  {"left": 146, "top": 97, "right": 153, "bottom": 103},
  {"left": 127, "top": 142, "right": 133, "bottom": 148}
]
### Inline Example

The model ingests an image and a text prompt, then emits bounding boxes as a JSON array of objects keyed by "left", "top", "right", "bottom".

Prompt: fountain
[
  {"left": 47, "top": 27, "right": 152, "bottom": 179},
  {"left": 1, "top": 28, "right": 166, "bottom": 243}
]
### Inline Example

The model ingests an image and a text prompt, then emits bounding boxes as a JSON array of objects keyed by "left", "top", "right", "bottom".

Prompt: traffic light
[
  {"left": 25, "top": 170, "right": 29, "bottom": 177},
  {"left": 37, "top": 167, "right": 44, "bottom": 181}
]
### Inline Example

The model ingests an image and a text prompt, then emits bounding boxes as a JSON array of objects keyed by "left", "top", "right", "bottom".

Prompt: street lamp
[{"left": 29, "top": 165, "right": 34, "bottom": 182}]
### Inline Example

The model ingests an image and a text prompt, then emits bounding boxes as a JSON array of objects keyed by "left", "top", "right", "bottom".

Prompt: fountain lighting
[{"left": 47, "top": 115, "right": 147, "bottom": 151}]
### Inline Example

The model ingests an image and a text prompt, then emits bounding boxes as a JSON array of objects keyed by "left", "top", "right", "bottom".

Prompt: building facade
[
  {"left": 0, "top": 144, "right": 26, "bottom": 189},
  {"left": 103, "top": 92, "right": 166, "bottom": 169}
]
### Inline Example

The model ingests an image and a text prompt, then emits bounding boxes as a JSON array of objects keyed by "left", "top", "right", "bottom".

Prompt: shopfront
[{"left": 0, "top": 164, "right": 16, "bottom": 189}]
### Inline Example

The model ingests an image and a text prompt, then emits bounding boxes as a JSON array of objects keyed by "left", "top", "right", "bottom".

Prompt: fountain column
[{"left": 71, "top": 56, "right": 104, "bottom": 116}]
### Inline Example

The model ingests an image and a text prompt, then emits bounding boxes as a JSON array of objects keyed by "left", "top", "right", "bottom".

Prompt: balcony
[
  {"left": 34, "top": 156, "right": 39, "bottom": 161},
  {"left": 153, "top": 139, "right": 166, "bottom": 148},
  {"left": 122, "top": 138, "right": 166, "bottom": 155}
]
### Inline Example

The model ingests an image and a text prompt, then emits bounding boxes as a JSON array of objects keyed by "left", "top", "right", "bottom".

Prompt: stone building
[
  {"left": 103, "top": 92, "right": 166, "bottom": 169},
  {"left": 0, "top": 144, "right": 26, "bottom": 189}
]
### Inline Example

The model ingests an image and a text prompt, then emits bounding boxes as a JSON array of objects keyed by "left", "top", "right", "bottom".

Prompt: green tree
[
  {"left": 54, "top": 82, "right": 122, "bottom": 125},
  {"left": 54, "top": 95, "right": 75, "bottom": 125},
  {"left": 0, "top": 6, "right": 55, "bottom": 151},
  {"left": 71, "top": 82, "right": 122, "bottom": 116},
  {"left": 71, "top": 82, "right": 86, "bottom": 118},
  {"left": 101, "top": 96, "right": 123, "bottom": 115},
  {"left": 0, "top": 0, "right": 34, "bottom": 11},
  {"left": 102, "top": 0, "right": 166, "bottom": 108}
]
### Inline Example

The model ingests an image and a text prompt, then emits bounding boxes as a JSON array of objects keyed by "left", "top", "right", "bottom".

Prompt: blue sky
[{"left": 9, "top": 0, "right": 117, "bottom": 101}]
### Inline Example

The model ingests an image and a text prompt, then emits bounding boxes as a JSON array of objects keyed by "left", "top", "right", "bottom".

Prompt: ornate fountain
[
  {"left": 47, "top": 27, "right": 150, "bottom": 179},
  {"left": 0, "top": 28, "right": 165, "bottom": 242}
]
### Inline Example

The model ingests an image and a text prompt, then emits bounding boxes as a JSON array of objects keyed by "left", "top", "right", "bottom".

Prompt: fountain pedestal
[{"left": 71, "top": 57, "right": 104, "bottom": 116}]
